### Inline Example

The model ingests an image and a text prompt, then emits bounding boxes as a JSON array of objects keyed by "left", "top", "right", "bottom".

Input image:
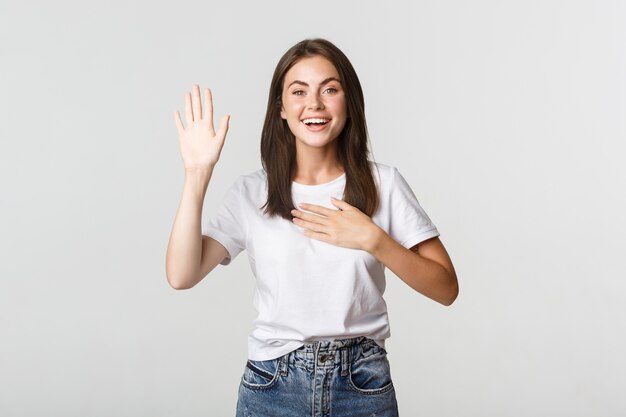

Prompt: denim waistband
[
  {"left": 296, "top": 336, "right": 368, "bottom": 353},
  {"left": 275, "top": 336, "right": 383, "bottom": 376}
]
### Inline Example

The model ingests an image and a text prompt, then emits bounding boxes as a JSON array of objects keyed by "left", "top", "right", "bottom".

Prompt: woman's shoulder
[
  {"left": 229, "top": 167, "right": 265, "bottom": 186},
  {"left": 226, "top": 167, "right": 267, "bottom": 200},
  {"left": 368, "top": 160, "right": 398, "bottom": 186},
  {"left": 369, "top": 160, "right": 395, "bottom": 174}
]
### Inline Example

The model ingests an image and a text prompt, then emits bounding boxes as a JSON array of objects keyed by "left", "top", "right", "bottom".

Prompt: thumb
[{"left": 217, "top": 114, "right": 230, "bottom": 140}]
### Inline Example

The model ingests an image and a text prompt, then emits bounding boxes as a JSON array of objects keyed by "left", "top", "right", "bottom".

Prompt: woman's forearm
[
  {"left": 369, "top": 231, "right": 458, "bottom": 306},
  {"left": 166, "top": 167, "right": 214, "bottom": 289}
]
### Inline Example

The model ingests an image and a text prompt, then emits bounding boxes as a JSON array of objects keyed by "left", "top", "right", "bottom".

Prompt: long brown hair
[{"left": 260, "top": 38, "right": 379, "bottom": 220}]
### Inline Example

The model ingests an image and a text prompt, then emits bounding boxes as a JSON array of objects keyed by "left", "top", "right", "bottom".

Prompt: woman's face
[{"left": 280, "top": 55, "right": 347, "bottom": 151}]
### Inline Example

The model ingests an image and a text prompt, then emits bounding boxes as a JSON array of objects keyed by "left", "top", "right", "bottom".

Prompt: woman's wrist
[
  {"left": 363, "top": 224, "right": 388, "bottom": 255},
  {"left": 185, "top": 164, "right": 215, "bottom": 176},
  {"left": 183, "top": 165, "right": 214, "bottom": 200}
]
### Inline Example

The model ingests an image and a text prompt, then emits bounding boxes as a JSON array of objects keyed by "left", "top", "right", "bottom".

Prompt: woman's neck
[{"left": 293, "top": 145, "right": 344, "bottom": 185}]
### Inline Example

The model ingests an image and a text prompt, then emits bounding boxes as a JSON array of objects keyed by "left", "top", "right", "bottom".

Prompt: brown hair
[{"left": 260, "top": 38, "right": 379, "bottom": 220}]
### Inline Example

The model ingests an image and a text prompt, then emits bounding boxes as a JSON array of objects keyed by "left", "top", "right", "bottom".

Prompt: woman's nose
[{"left": 306, "top": 94, "right": 324, "bottom": 110}]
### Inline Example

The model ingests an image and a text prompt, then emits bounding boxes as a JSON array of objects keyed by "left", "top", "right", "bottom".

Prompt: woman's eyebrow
[{"left": 287, "top": 77, "right": 341, "bottom": 88}]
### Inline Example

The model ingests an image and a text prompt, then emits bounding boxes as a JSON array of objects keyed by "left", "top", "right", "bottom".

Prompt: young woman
[{"left": 166, "top": 38, "right": 458, "bottom": 417}]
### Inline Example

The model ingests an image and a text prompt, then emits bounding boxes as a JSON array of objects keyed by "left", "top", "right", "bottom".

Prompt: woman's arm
[
  {"left": 369, "top": 234, "right": 458, "bottom": 306},
  {"left": 166, "top": 167, "right": 228, "bottom": 290},
  {"left": 291, "top": 198, "right": 459, "bottom": 305},
  {"left": 166, "top": 85, "right": 230, "bottom": 289}
]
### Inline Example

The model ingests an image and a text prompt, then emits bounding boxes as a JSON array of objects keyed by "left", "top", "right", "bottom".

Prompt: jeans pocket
[
  {"left": 348, "top": 350, "right": 395, "bottom": 395},
  {"left": 241, "top": 359, "right": 280, "bottom": 390}
]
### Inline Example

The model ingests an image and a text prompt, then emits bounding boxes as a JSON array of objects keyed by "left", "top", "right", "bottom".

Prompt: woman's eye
[
  {"left": 324, "top": 88, "right": 337, "bottom": 94},
  {"left": 293, "top": 90, "right": 305, "bottom": 96}
]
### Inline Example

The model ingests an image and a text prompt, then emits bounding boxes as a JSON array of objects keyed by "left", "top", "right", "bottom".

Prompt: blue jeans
[{"left": 236, "top": 336, "right": 399, "bottom": 417}]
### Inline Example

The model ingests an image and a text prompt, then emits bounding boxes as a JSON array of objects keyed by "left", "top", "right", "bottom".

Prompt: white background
[{"left": 1, "top": 0, "right": 625, "bottom": 416}]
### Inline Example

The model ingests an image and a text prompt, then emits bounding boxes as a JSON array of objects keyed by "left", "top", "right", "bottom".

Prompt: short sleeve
[
  {"left": 388, "top": 167, "right": 440, "bottom": 249},
  {"left": 202, "top": 177, "right": 247, "bottom": 265}
]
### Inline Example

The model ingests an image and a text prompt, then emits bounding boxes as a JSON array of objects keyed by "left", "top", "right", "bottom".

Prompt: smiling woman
[
  {"left": 258, "top": 39, "right": 380, "bottom": 222},
  {"left": 166, "top": 38, "right": 458, "bottom": 417},
  {"left": 280, "top": 56, "right": 347, "bottom": 156}
]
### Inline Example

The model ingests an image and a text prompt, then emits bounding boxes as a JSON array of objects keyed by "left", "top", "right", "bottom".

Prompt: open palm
[{"left": 173, "top": 84, "right": 230, "bottom": 170}]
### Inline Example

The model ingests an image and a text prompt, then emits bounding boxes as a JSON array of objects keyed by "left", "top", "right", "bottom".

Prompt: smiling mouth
[{"left": 302, "top": 117, "right": 330, "bottom": 126}]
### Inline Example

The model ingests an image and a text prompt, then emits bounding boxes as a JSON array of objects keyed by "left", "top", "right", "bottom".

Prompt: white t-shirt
[{"left": 202, "top": 161, "right": 439, "bottom": 360}]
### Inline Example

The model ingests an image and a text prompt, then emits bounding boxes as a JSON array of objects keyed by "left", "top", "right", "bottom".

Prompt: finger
[
  {"left": 293, "top": 217, "right": 327, "bottom": 234},
  {"left": 216, "top": 114, "right": 230, "bottom": 141},
  {"left": 173, "top": 111, "right": 184, "bottom": 136},
  {"left": 192, "top": 84, "right": 202, "bottom": 121},
  {"left": 298, "top": 203, "right": 337, "bottom": 217},
  {"left": 204, "top": 88, "right": 215, "bottom": 135},
  {"left": 330, "top": 197, "right": 355, "bottom": 211},
  {"left": 291, "top": 209, "right": 329, "bottom": 225},
  {"left": 292, "top": 218, "right": 327, "bottom": 234},
  {"left": 184, "top": 92, "right": 193, "bottom": 124},
  {"left": 302, "top": 229, "right": 332, "bottom": 244}
]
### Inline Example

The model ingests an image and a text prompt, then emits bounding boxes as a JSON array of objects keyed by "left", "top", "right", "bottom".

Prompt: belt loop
[
  {"left": 279, "top": 352, "right": 289, "bottom": 376},
  {"left": 340, "top": 347, "right": 349, "bottom": 377}
]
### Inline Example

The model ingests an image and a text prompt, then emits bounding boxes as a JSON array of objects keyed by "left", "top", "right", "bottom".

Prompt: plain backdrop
[{"left": 1, "top": 0, "right": 625, "bottom": 416}]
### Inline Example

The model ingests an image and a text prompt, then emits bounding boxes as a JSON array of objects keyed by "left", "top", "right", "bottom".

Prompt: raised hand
[{"left": 173, "top": 85, "right": 230, "bottom": 171}]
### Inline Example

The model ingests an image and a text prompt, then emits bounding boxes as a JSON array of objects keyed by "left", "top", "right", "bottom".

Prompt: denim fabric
[{"left": 236, "top": 337, "right": 399, "bottom": 417}]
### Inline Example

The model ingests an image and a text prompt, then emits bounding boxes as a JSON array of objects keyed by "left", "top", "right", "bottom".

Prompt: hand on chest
[{"left": 249, "top": 204, "right": 377, "bottom": 274}]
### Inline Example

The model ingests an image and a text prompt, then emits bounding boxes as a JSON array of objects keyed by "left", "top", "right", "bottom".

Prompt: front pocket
[
  {"left": 241, "top": 359, "right": 280, "bottom": 389},
  {"left": 348, "top": 351, "right": 395, "bottom": 395}
]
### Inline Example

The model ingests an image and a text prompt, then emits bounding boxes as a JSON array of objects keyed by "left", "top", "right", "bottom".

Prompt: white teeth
[{"left": 302, "top": 118, "right": 329, "bottom": 125}]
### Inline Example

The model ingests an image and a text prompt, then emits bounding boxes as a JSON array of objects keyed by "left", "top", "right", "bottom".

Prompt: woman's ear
[{"left": 277, "top": 99, "right": 286, "bottom": 119}]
